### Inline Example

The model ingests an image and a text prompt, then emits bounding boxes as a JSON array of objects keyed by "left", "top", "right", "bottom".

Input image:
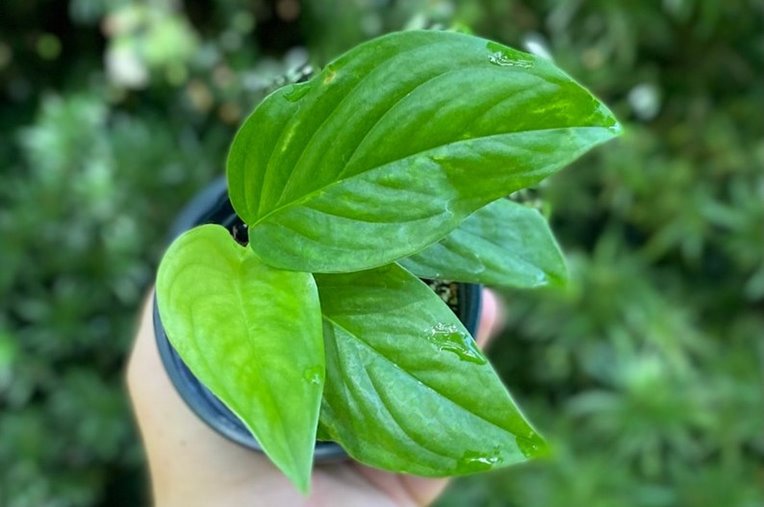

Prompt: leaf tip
[
  {"left": 545, "top": 262, "right": 570, "bottom": 289},
  {"left": 294, "top": 454, "right": 317, "bottom": 495},
  {"left": 595, "top": 100, "right": 624, "bottom": 139},
  {"left": 292, "top": 471, "right": 312, "bottom": 496},
  {"left": 516, "top": 431, "right": 551, "bottom": 460},
  {"left": 609, "top": 118, "right": 625, "bottom": 138}
]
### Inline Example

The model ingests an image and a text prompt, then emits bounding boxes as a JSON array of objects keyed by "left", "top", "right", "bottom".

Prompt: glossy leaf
[
  {"left": 314, "top": 264, "right": 546, "bottom": 476},
  {"left": 155, "top": 224, "right": 324, "bottom": 493},
  {"left": 400, "top": 198, "right": 567, "bottom": 287},
  {"left": 228, "top": 30, "right": 620, "bottom": 273}
]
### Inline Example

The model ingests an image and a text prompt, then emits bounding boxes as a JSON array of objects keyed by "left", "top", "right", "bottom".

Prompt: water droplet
[
  {"left": 302, "top": 365, "right": 324, "bottom": 386},
  {"left": 531, "top": 271, "right": 549, "bottom": 287},
  {"left": 486, "top": 41, "right": 534, "bottom": 69},
  {"left": 426, "top": 323, "right": 486, "bottom": 364},
  {"left": 489, "top": 52, "right": 534, "bottom": 68},
  {"left": 460, "top": 448, "right": 503, "bottom": 471},
  {"left": 283, "top": 82, "right": 312, "bottom": 102},
  {"left": 517, "top": 433, "right": 548, "bottom": 458}
]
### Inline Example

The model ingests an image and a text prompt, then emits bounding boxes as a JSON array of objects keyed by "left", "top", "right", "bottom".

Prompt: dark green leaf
[
  {"left": 228, "top": 30, "right": 620, "bottom": 273},
  {"left": 314, "top": 264, "right": 546, "bottom": 476},
  {"left": 400, "top": 198, "right": 567, "bottom": 287},
  {"left": 155, "top": 224, "right": 324, "bottom": 493}
]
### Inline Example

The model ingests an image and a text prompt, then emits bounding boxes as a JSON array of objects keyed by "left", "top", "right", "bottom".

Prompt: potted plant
[
  {"left": 154, "top": 29, "right": 620, "bottom": 493},
  {"left": 153, "top": 175, "right": 484, "bottom": 462}
]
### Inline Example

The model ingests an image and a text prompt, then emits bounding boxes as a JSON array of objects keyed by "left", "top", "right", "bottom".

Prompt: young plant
[{"left": 156, "top": 30, "right": 620, "bottom": 493}]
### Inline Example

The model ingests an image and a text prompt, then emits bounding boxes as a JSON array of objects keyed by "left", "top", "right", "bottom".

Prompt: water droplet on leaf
[
  {"left": 302, "top": 365, "right": 324, "bottom": 386},
  {"left": 460, "top": 448, "right": 503, "bottom": 471},
  {"left": 532, "top": 271, "right": 548, "bottom": 287},
  {"left": 486, "top": 41, "right": 534, "bottom": 69},
  {"left": 427, "top": 323, "right": 485, "bottom": 364},
  {"left": 517, "top": 433, "right": 548, "bottom": 458},
  {"left": 489, "top": 52, "right": 533, "bottom": 68}
]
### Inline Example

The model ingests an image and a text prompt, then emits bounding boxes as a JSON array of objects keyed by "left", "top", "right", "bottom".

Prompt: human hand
[{"left": 127, "top": 288, "right": 505, "bottom": 506}]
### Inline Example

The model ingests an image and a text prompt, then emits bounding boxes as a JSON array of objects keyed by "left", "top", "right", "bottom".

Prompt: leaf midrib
[
  {"left": 232, "top": 257, "right": 301, "bottom": 475},
  {"left": 251, "top": 125, "right": 612, "bottom": 228},
  {"left": 265, "top": 40, "right": 451, "bottom": 212}
]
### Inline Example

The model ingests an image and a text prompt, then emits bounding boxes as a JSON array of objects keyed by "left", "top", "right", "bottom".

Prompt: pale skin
[{"left": 127, "top": 288, "right": 505, "bottom": 507}]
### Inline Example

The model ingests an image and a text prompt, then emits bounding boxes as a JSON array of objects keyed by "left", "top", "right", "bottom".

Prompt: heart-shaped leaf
[
  {"left": 400, "top": 198, "right": 567, "bottom": 287},
  {"left": 228, "top": 30, "right": 620, "bottom": 273},
  {"left": 155, "top": 224, "right": 324, "bottom": 493},
  {"left": 314, "top": 264, "right": 546, "bottom": 476}
]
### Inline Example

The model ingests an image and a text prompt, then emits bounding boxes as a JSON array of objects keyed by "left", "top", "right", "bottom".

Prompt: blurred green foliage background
[{"left": 1, "top": 1, "right": 762, "bottom": 505}]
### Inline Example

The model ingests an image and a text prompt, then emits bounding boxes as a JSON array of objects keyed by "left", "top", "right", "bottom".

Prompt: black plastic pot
[{"left": 153, "top": 177, "right": 483, "bottom": 461}]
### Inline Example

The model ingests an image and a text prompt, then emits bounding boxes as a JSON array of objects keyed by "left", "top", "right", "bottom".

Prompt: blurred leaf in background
[
  {"left": 1, "top": 1, "right": 762, "bottom": 506},
  {"left": 102, "top": 2, "right": 199, "bottom": 89}
]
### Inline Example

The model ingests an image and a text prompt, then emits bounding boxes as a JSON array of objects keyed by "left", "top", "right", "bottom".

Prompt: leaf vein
[
  {"left": 323, "top": 315, "right": 515, "bottom": 437},
  {"left": 253, "top": 126, "right": 610, "bottom": 228}
]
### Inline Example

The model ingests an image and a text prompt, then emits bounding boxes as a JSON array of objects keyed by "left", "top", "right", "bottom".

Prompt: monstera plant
[{"left": 156, "top": 29, "right": 620, "bottom": 492}]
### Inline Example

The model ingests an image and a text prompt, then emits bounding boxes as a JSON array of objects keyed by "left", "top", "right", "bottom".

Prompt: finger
[
  {"left": 475, "top": 288, "right": 506, "bottom": 349},
  {"left": 352, "top": 464, "right": 449, "bottom": 507},
  {"left": 127, "top": 291, "right": 293, "bottom": 504}
]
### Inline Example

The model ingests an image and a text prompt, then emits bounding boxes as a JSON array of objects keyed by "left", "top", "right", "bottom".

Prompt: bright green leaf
[
  {"left": 314, "top": 264, "right": 546, "bottom": 476},
  {"left": 400, "top": 198, "right": 567, "bottom": 287},
  {"left": 228, "top": 30, "right": 620, "bottom": 273},
  {"left": 155, "top": 224, "right": 324, "bottom": 493}
]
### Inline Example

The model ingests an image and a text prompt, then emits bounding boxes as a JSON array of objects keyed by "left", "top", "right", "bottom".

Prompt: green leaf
[
  {"left": 155, "top": 224, "right": 324, "bottom": 493},
  {"left": 400, "top": 198, "right": 567, "bottom": 287},
  {"left": 228, "top": 30, "right": 620, "bottom": 273},
  {"left": 314, "top": 264, "right": 546, "bottom": 476}
]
